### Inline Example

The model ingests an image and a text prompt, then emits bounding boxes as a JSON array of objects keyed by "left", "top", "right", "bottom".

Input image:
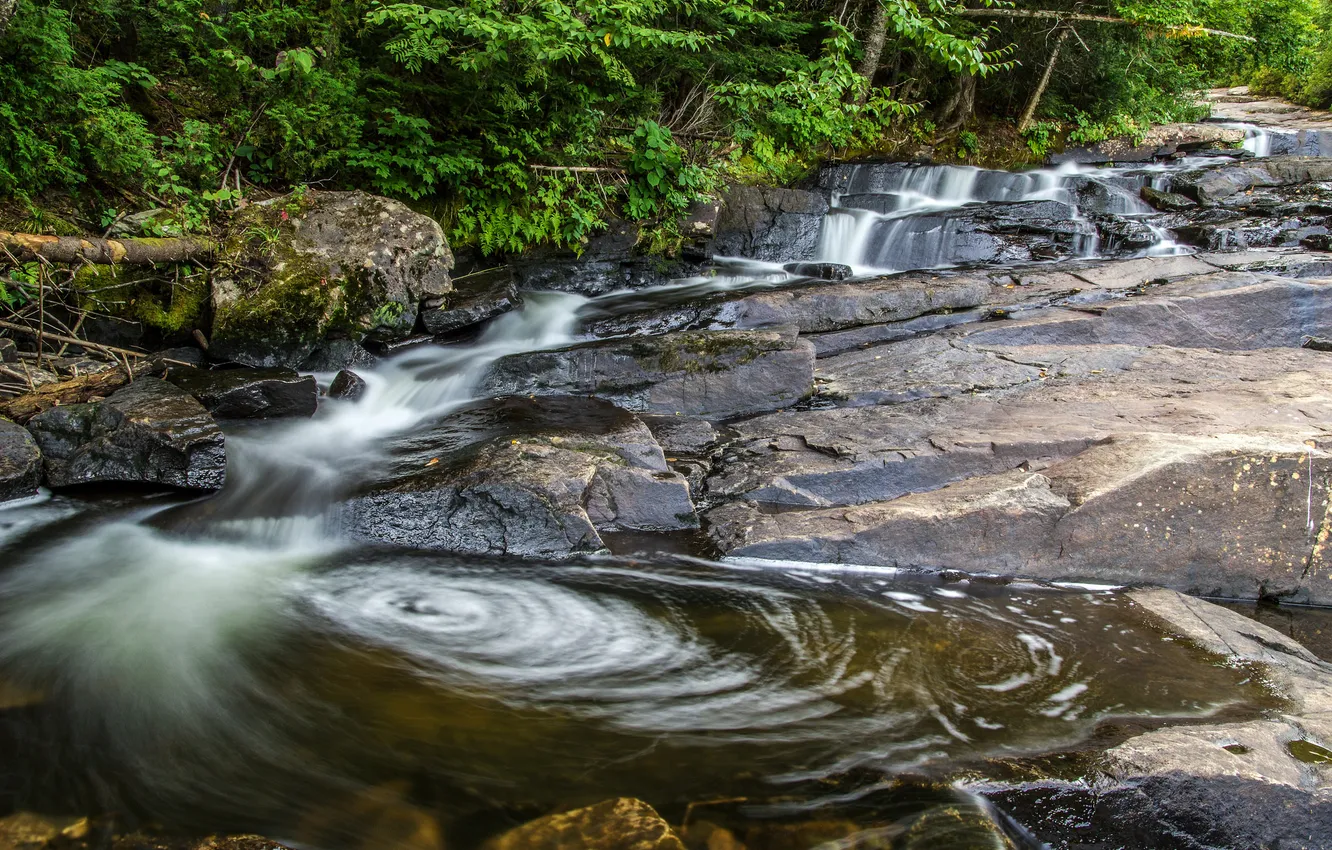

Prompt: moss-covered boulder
[
  {"left": 72, "top": 261, "right": 210, "bottom": 347},
  {"left": 211, "top": 190, "right": 453, "bottom": 368}
]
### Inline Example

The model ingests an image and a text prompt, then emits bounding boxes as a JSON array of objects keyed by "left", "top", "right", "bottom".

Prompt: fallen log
[
  {"left": 0, "top": 231, "right": 218, "bottom": 265},
  {"left": 0, "top": 368, "right": 132, "bottom": 423}
]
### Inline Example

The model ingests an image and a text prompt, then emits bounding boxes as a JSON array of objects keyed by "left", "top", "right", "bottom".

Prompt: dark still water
[{"left": 0, "top": 500, "right": 1266, "bottom": 849}]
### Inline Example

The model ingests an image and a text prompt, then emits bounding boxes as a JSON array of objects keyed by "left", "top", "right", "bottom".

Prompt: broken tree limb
[
  {"left": 0, "top": 368, "right": 132, "bottom": 423},
  {"left": 0, "top": 231, "right": 219, "bottom": 265},
  {"left": 1019, "top": 27, "right": 1071, "bottom": 132},
  {"left": 0, "top": 319, "right": 153, "bottom": 360},
  {"left": 954, "top": 8, "right": 1256, "bottom": 42}
]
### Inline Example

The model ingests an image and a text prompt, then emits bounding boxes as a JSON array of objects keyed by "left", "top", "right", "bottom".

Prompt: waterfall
[
  {"left": 1244, "top": 126, "right": 1273, "bottom": 157},
  {"left": 811, "top": 160, "right": 1187, "bottom": 271}
]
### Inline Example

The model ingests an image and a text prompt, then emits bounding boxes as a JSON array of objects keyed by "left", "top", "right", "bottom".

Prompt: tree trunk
[
  {"left": 937, "top": 73, "right": 977, "bottom": 133},
  {"left": 1019, "top": 28, "right": 1071, "bottom": 132},
  {"left": 0, "top": 231, "right": 218, "bottom": 265},
  {"left": 0, "top": 0, "right": 16, "bottom": 35},
  {"left": 855, "top": 0, "right": 889, "bottom": 104}
]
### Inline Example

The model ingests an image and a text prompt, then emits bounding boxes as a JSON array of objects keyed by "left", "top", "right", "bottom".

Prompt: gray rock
[
  {"left": 640, "top": 416, "right": 719, "bottom": 457},
  {"left": 782, "top": 262, "right": 853, "bottom": 280},
  {"left": 299, "top": 339, "right": 379, "bottom": 372},
  {"left": 26, "top": 377, "right": 225, "bottom": 490},
  {"left": 710, "top": 186, "right": 829, "bottom": 262},
  {"left": 0, "top": 418, "right": 41, "bottom": 502},
  {"left": 420, "top": 266, "right": 520, "bottom": 335},
  {"left": 1171, "top": 156, "right": 1332, "bottom": 204},
  {"left": 165, "top": 366, "right": 317, "bottom": 418},
  {"left": 0, "top": 338, "right": 16, "bottom": 363},
  {"left": 211, "top": 190, "right": 453, "bottom": 367},
  {"left": 483, "top": 329, "right": 815, "bottom": 419},
  {"left": 328, "top": 370, "right": 367, "bottom": 400},
  {"left": 341, "top": 397, "right": 695, "bottom": 557}
]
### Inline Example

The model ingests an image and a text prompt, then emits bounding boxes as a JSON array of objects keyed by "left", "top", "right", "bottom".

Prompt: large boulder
[
  {"left": 483, "top": 329, "right": 815, "bottom": 419},
  {"left": 341, "top": 397, "right": 696, "bottom": 557},
  {"left": 165, "top": 366, "right": 317, "bottom": 419},
  {"left": 25, "top": 377, "right": 225, "bottom": 490},
  {"left": 482, "top": 798, "right": 685, "bottom": 850},
  {"left": 210, "top": 190, "right": 453, "bottom": 368},
  {"left": 0, "top": 418, "right": 41, "bottom": 502}
]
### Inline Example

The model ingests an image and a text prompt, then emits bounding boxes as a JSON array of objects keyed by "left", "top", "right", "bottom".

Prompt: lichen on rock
[{"left": 210, "top": 190, "right": 453, "bottom": 367}]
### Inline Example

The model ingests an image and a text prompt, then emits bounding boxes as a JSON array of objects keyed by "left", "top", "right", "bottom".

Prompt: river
[{"left": 0, "top": 124, "right": 1310, "bottom": 849}]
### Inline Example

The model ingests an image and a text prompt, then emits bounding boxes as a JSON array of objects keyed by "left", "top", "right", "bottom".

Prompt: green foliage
[
  {"left": 1020, "top": 121, "right": 1059, "bottom": 157},
  {"left": 956, "top": 130, "right": 980, "bottom": 158},
  {"left": 0, "top": 0, "right": 1305, "bottom": 256}
]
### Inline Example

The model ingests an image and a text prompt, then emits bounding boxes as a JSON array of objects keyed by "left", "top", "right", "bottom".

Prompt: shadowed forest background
[{"left": 0, "top": 0, "right": 1324, "bottom": 262}]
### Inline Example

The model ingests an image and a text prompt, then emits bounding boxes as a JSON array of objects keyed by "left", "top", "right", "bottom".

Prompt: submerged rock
[
  {"left": 165, "top": 366, "right": 318, "bottom": 419},
  {"left": 483, "top": 329, "right": 815, "bottom": 419},
  {"left": 482, "top": 798, "right": 685, "bottom": 850},
  {"left": 342, "top": 397, "right": 696, "bottom": 557},
  {"left": 25, "top": 377, "right": 225, "bottom": 490},
  {"left": 0, "top": 417, "right": 41, "bottom": 502},
  {"left": 210, "top": 190, "right": 453, "bottom": 367}
]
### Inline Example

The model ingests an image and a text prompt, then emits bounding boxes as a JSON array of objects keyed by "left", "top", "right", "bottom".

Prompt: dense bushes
[{"left": 0, "top": 0, "right": 1300, "bottom": 255}]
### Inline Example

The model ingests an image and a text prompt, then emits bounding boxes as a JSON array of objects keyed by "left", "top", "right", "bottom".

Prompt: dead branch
[
  {"left": 0, "top": 369, "right": 132, "bottom": 423},
  {"left": 0, "top": 319, "right": 152, "bottom": 360}
]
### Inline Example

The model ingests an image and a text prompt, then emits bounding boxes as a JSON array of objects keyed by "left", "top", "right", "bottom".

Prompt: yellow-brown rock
[{"left": 483, "top": 799, "right": 685, "bottom": 850}]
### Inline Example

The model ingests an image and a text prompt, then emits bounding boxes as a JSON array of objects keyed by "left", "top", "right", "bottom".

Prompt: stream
[{"left": 0, "top": 125, "right": 1311, "bottom": 849}]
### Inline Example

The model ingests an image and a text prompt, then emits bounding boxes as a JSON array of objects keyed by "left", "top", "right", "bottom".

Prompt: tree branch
[
  {"left": 0, "top": 232, "right": 219, "bottom": 266},
  {"left": 955, "top": 8, "right": 1256, "bottom": 42}
]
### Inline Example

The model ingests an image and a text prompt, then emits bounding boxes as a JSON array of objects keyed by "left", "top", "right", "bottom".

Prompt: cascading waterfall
[{"left": 813, "top": 159, "right": 1185, "bottom": 272}]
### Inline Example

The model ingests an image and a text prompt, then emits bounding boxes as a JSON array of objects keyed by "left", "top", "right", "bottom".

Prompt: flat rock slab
[
  {"left": 706, "top": 336, "right": 1332, "bottom": 602},
  {"left": 955, "top": 274, "right": 1332, "bottom": 351},
  {"left": 710, "top": 433, "right": 1332, "bottom": 603},
  {"left": 165, "top": 366, "right": 317, "bottom": 418},
  {"left": 25, "top": 377, "right": 225, "bottom": 490},
  {"left": 483, "top": 329, "right": 814, "bottom": 419},
  {"left": 342, "top": 396, "right": 695, "bottom": 558},
  {"left": 0, "top": 418, "right": 41, "bottom": 502}
]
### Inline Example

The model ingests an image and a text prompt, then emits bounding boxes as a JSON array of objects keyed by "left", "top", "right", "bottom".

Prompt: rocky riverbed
[{"left": 3, "top": 109, "right": 1332, "bottom": 849}]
